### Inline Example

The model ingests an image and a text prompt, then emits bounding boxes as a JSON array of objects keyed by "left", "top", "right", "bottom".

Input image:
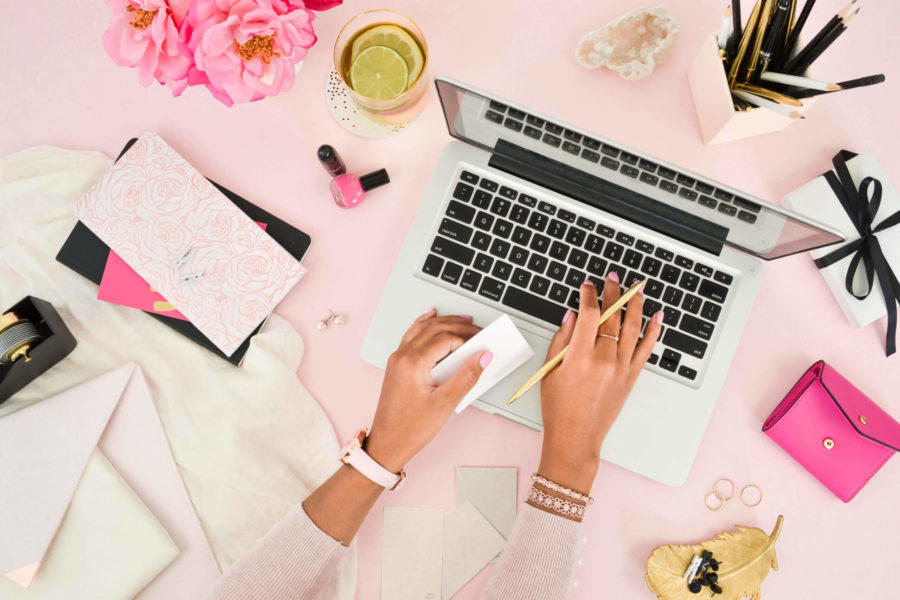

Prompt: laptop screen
[{"left": 435, "top": 77, "right": 844, "bottom": 260}]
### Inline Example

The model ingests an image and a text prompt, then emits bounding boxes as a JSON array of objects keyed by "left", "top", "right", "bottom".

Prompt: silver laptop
[{"left": 361, "top": 77, "right": 843, "bottom": 486}]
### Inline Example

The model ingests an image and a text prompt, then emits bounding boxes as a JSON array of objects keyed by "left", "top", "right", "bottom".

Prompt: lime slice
[
  {"left": 351, "top": 24, "right": 424, "bottom": 88},
  {"left": 349, "top": 45, "right": 410, "bottom": 100}
]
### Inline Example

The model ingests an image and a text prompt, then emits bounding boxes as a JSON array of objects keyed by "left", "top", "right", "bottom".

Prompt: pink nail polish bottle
[{"left": 330, "top": 169, "right": 390, "bottom": 209}]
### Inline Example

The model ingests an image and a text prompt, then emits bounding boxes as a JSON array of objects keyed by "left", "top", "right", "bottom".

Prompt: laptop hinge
[{"left": 488, "top": 140, "right": 728, "bottom": 256}]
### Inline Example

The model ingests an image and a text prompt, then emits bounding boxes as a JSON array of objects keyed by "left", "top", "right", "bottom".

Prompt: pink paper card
[
  {"left": 76, "top": 133, "right": 306, "bottom": 355},
  {"left": 97, "top": 223, "right": 268, "bottom": 321}
]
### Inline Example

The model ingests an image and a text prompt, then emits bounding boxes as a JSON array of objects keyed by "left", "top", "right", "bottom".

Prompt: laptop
[{"left": 361, "top": 77, "right": 843, "bottom": 486}]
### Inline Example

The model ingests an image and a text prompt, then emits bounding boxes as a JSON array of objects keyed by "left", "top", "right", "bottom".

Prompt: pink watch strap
[{"left": 340, "top": 428, "right": 405, "bottom": 491}]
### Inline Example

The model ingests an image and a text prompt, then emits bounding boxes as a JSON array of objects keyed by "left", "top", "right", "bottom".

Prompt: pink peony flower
[
  {"left": 103, "top": 0, "right": 193, "bottom": 96},
  {"left": 272, "top": 0, "right": 341, "bottom": 12},
  {"left": 186, "top": 0, "right": 316, "bottom": 106}
]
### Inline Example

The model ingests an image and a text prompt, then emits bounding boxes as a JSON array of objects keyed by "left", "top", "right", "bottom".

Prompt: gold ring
[
  {"left": 705, "top": 490, "right": 726, "bottom": 511},
  {"left": 740, "top": 484, "right": 762, "bottom": 507},
  {"left": 598, "top": 333, "right": 619, "bottom": 342},
  {"left": 713, "top": 478, "right": 735, "bottom": 501}
]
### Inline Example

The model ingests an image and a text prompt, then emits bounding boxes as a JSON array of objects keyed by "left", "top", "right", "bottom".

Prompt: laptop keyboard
[
  {"left": 484, "top": 101, "right": 763, "bottom": 225},
  {"left": 420, "top": 168, "right": 737, "bottom": 385}
]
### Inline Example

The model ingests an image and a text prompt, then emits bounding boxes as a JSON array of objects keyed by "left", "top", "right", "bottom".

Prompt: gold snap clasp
[
  {"left": 859, "top": 415, "right": 868, "bottom": 425},
  {"left": 823, "top": 438, "right": 835, "bottom": 450}
]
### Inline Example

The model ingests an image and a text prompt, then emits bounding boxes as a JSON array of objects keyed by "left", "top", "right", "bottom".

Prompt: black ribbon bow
[{"left": 813, "top": 150, "right": 900, "bottom": 356}]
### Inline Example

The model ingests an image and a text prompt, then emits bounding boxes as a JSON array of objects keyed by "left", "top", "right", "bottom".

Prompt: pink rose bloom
[
  {"left": 103, "top": 0, "right": 193, "bottom": 96},
  {"left": 186, "top": 0, "right": 316, "bottom": 106}
]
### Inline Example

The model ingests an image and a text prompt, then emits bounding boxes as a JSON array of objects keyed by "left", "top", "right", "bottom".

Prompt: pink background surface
[{"left": 2, "top": 1, "right": 899, "bottom": 598}]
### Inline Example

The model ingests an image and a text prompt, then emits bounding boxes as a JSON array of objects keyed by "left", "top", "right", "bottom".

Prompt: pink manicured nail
[
  {"left": 460, "top": 314, "right": 473, "bottom": 319},
  {"left": 655, "top": 310, "right": 664, "bottom": 324},
  {"left": 607, "top": 271, "right": 620, "bottom": 283},
  {"left": 639, "top": 282, "right": 646, "bottom": 293},
  {"left": 562, "top": 309, "right": 573, "bottom": 324},
  {"left": 420, "top": 307, "right": 436, "bottom": 317},
  {"left": 479, "top": 351, "right": 494, "bottom": 368},
  {"left": 582, "top": 279, "right": 594, "bottom": 287}
]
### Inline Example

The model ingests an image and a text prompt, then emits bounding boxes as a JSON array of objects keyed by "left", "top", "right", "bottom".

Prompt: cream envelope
[{"left": 0, "top": 364, "right": 220, "bottom": 597}]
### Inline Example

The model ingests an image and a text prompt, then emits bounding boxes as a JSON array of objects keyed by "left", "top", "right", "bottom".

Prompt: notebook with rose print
[{"left": 75, "top": 133, "right": 307, "bottom": 356}]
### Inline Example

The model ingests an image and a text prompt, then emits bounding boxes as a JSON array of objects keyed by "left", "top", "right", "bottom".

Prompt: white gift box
[{"left": 783, "top": 151, "right": 900, "bottom": 328}]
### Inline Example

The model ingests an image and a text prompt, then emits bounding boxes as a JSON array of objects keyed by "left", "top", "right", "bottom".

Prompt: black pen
[
  {"left": 778, "top": 0, "right": 817, "bottom": 68},
  {"left": 758, "top": 0, "right": 792, "bottom": 76},
  {"left": 729, "top": 0, "right": 743, "bottom": 58}
]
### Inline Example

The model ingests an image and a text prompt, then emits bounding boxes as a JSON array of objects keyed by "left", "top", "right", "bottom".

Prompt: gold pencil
[
  {"left": 735, "top": 82, "right": 803, "bottom": 106},
  {"left": 728, "top": 0, "right": 762, "bottom": 87},
  {"left": 744, "top": 0, "right": 776, "bottom": 82},
  {"left": 507, "top": 280, "right": 646, "bottom": 405}
]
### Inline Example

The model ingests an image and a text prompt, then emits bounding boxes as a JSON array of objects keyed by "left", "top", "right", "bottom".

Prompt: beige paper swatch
[
  {"left": 456, "top": 467, "right": 518, "bottom": 538},
  {"left": 442, "top": 502, "right": 507, "bottom": 599},
  {"left": 382, "top": 507, "right": 443, "bottom": 600}
]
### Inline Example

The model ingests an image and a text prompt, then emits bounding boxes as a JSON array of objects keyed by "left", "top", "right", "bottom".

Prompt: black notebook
[{"left": 56, "top": 138, "right": 311, "bottom": 366}]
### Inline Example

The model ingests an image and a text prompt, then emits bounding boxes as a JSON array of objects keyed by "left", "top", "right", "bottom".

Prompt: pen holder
[{"left": 688, "top": 33, "right": 807, "bottom": 145}]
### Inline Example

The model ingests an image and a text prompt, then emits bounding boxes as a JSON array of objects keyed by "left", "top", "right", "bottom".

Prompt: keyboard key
[
  {"left": 678, "top": 188, "right": 698, "bottom": 201},
  {"left": 654, "top": 247, "right": 674, "bottom": 261},
  {"left": 491, "top": 197, "right": 511, "bottom": 217},
  {"left": 601, "top": 145, "right": 620, "bottom": 158},
  {"left": 603, "top": 241, "right": 624, "bottom": 261},
  {"left": 549, "top": 241, "right": 569, "bottom": 260},
  {"left": 542, "top": 133, "right": 561, "bottom": 147},
  {"left": 472, "top": 231, "right": 491, "bottom": 250},
  {"left": 547, "top": 261, "right": 567, "bottom": 281},
  {"left": 431, "top": 236, "right": 474, "bottom": 265},
  {"left": 508, "top": 108, "right": 526, "bottom": 119},
  {"left": 608, "top": 263, "right": 626, "bottom": 280},
  {"left": 441, "top": 261, "right": 463, "bottom": 284},
  {"left": 492, "top": 260, "right": 512, "bottom": 280},
  {"left": 647, "top": 353, "right": 659, "bottom": 365},
  {"left": 510, "top": 205, "right": 530, "bottom": 224},
  {"left": 472, "top": 189, "right": 492, "bottom": 208},
  {"left": 585, "top": 234, "right": 604, "bottom": 254},
  {"left": 479, "top": 277, "right": 506, "bottom": 301},
  {"left": 694, "top": 263, "right": 713, "bottom": 278},
  {"left": 492, "top": 219, "right": 513, "bottom": 239},
  {"left": 680, "top": 271, "right": 700, "bottom": 292},
  {"left": 713, "top": 188, "right": 733, "bottom": 202},
  {"left": 565, "top": 227, "right": 586, "bottom": 246},
  {"left": 639, "top": 159, "right": 657, "bottom": 172},
  {"left": 698, "top": 195, "right": 717, "bottom": 209},
  {"left": 620, "top": 152, "right": 639, "bottom": 165},
  {"left": 446, "top": 200, "right": 475, "bottom": 223},
  {"left": 512, "top": 226, "right": 532, "bottom": 245},
  {"left": 657, "top": 166, "right": 676, "bottom": 179},
  {"left": 662, "top": 306, "right": 681, "bottom": 326},
  {"left": 583, "top": 137, "right": 601, "bottom": 150},
  {"left": 676, "top": 174, "right": 695, "bottom": 187},
  {"left": 489, "top": 101, "right": 507, "bottom": 112},
  {"left": 538, "top": 201, "right": 556, "bottom": 215},
  {"left": 660, "top": 180, "right": 678, "bottom": 193},
  {"left": 601, "top": 156, "right": 620, "bottom": 170},
  {"left": 439, "top": 218, "right": 473, "bottom": 243},
  {"left": 587, "top": 256, "right": 608, "bottom": 276},
  {"left": 659, "top": 357, "right": 678, "bottom": 372},
  {"left": 680, "top": 314, "right": 714, "bottom": 340},
  {"left": 528, "top": 212, "right": 549, "bottom": 232},
  {"left": 499, "top": 186, "right": 518, "bottom": 200},
  {"left": 565, "top": 268, "right": 586, "bottom": 287},
  {"left": 718, "top": 203, "right": 737, "bottom": 216},
  {"left": 563, "top": 130, "right": 582, "bottom": 143},
  {"left": 474, "top": 211, "right": 495, "bottom": 231},
  {"left": 643, "top": 298, "right": 663, "bottom": 317},
  {"left": 660, "top": 264, "right": 680, "bottom": 283},
  {"left": 519, "top": 194, "right": 537, "bottom": 207},
  {"left": 474, "top": 253, "right": 493, "bottom": 273},
  {"left": 663, "top": 286, "right": 683, "bottom": 305},
  {"left": 453, "top": 182, "right": 474, "bottom": 202},
  {"left": 696, "top": 182, "right": 714, "bottom": 194},
  {"left": 524, "top": 125, "right": 542, "bottom": 139},
  {"left": 640, "top": 256, "right": 662, "bottom": 277},
  {"left": 530, "top": 233, "right": 550, "bottom": 253},
  {"left": 714, "top": 271, "right": 733, "bottom": 285},
  {"left": 422, "top": 254, "right": 443, "bottom": 276},
  {"left": 512, "top": 268, "right": 531, "bottom": 288},
  {"left": 544, "top": 122, "right": 564, "bottom": 135},
  {"left": 485, "top": 110, "right": 503, "bottom": 124},
  {"left": 527, "top": 253, "right": 548, "bottom": 274},
  {"left": 596, "top": 224, "right": 615, "bottom": 238},
  {"left": 644, "top": 278, "right": 664, "bottom": 298},
  {"left": 698, "top": 279, "right": 728, "bottom": 303},
  {"left": 664, "top": 329, "right": 708, "bottom": 359},
  {"left": 504, "top": 118, "right": 523, "bottom": 132},
  {"left": 623, "top": 249, "right": 642, "bottom": 268},
  {"left": 567, "top": 289, "right": 581, "bottom": 310},
  {"left": 621, "top": 165, "right": 639, "bottom": 178},
  {"left": 479, "top": 178, "right": 499, "bottom": 192},
  {"left": 615, "top": 232, "right": 635, "bottom": 246},
  {"left": 701, "top": 301, "right": 722, "bottom": 322},
  {"left": 548, "top": 219, "right": 567, "bottom": 239},
  {"left": 460, "top": 269, "right": 481, "bottom": 291},
  {"left": 732, "top": 197, "right": 762, "bottom": 213},
  {"left": 568, "top": 248, "right": 588, "bottom": 268},
  {"left": 509, "top": 246, "right": 529, "bottom": 266},
  {"left": 681, "top": 293, "right": 702, "bottom": 314},
  {"left": 549, "top": 283, "right": 569, "bottom": 303},
  {"left": 489, "top": 238, "right": 511, "bottom": 259},
  {"left": 639, "top": 172, "right": 659, "bottom": 186},
  {"left": 558, "top": 209, "right": 576, "bottom": 223},
  {"left": 529, "top": 275, "right": 551, "bottom": 296},
  {"left": 738, "top": 210, "right": 758, "bottom": 224},
  {"left": 577, "top": 216, "right": 595, "bottom": 230},
  {"left": 624, "top": 270, "right": 643, "bottom": 288},
  {"left": 562, "top": 141, "right": 580, "bottom": 155},
  {"left": 678, "top": 365, "right": 698, "bottom": 380},
  {"left": 663, "top": 348, "right": 681, "bottom": 364},
  {"left": 526, "top": 115, "right": 545, "bottom": 127},
  {"left": 674, "top": 255, "right": 693, "bottom": 270},
  {"left": 581, "top": 149, "right": 601, "bottom": 163}
]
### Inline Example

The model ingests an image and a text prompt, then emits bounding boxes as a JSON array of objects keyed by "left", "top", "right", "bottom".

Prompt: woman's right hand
[{"left": 537, "top": 273, "right": 663, "bottom": 494}]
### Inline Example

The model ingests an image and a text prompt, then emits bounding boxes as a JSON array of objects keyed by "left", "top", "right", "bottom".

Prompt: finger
[
  {"left": 407, "top": 317, "right": 480, "bottom": 351},
  {"left": 418, "top": 330, "right": 476, "bottom": 368},
  {"left": 570, "top": 280, "right": 602, "bottom": 353},
  {"left": 437, "top": 351, "right": 492, "bottom": 407},
  {"left": 631, "top": 310, "right": 663, "bottom": 375},
  {"left": 400, "top": 306, "right": 437, "bottom": 344},
  {"left": 597, "top": 270, "right": 622, "bottom": 339},
  {"left": 547, "top": 309, "right": 576, "bottom": 359},
  {"left": 617, "top": 285, "right": 645, "bottom": 363}
]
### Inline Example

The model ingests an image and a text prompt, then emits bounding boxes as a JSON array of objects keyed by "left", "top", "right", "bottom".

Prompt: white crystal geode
[{"left": 576, "top": 6, "right": 680, "bottom": 81}]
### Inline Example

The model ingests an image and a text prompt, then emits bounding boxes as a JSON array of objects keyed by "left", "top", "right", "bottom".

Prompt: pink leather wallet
[{"left": 763, "top": 361, "right": 900, "bottom": 502}]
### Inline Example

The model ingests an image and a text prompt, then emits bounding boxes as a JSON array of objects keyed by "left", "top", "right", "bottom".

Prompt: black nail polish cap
[
  {"left": 317, "top": 144, "right": 346, "bottom": 176},
  {"left": 360, "top": 168, "right": 390, "bottom": 192}
]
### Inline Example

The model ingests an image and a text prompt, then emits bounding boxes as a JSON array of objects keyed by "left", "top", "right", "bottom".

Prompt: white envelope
[{"left": 0, "top": 364, "right": 220, "bottom": 597}]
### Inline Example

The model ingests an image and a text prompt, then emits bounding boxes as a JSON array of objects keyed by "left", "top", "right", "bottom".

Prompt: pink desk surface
[{"left": 3, "top": 1, "right": 899, "bottom": 598}]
